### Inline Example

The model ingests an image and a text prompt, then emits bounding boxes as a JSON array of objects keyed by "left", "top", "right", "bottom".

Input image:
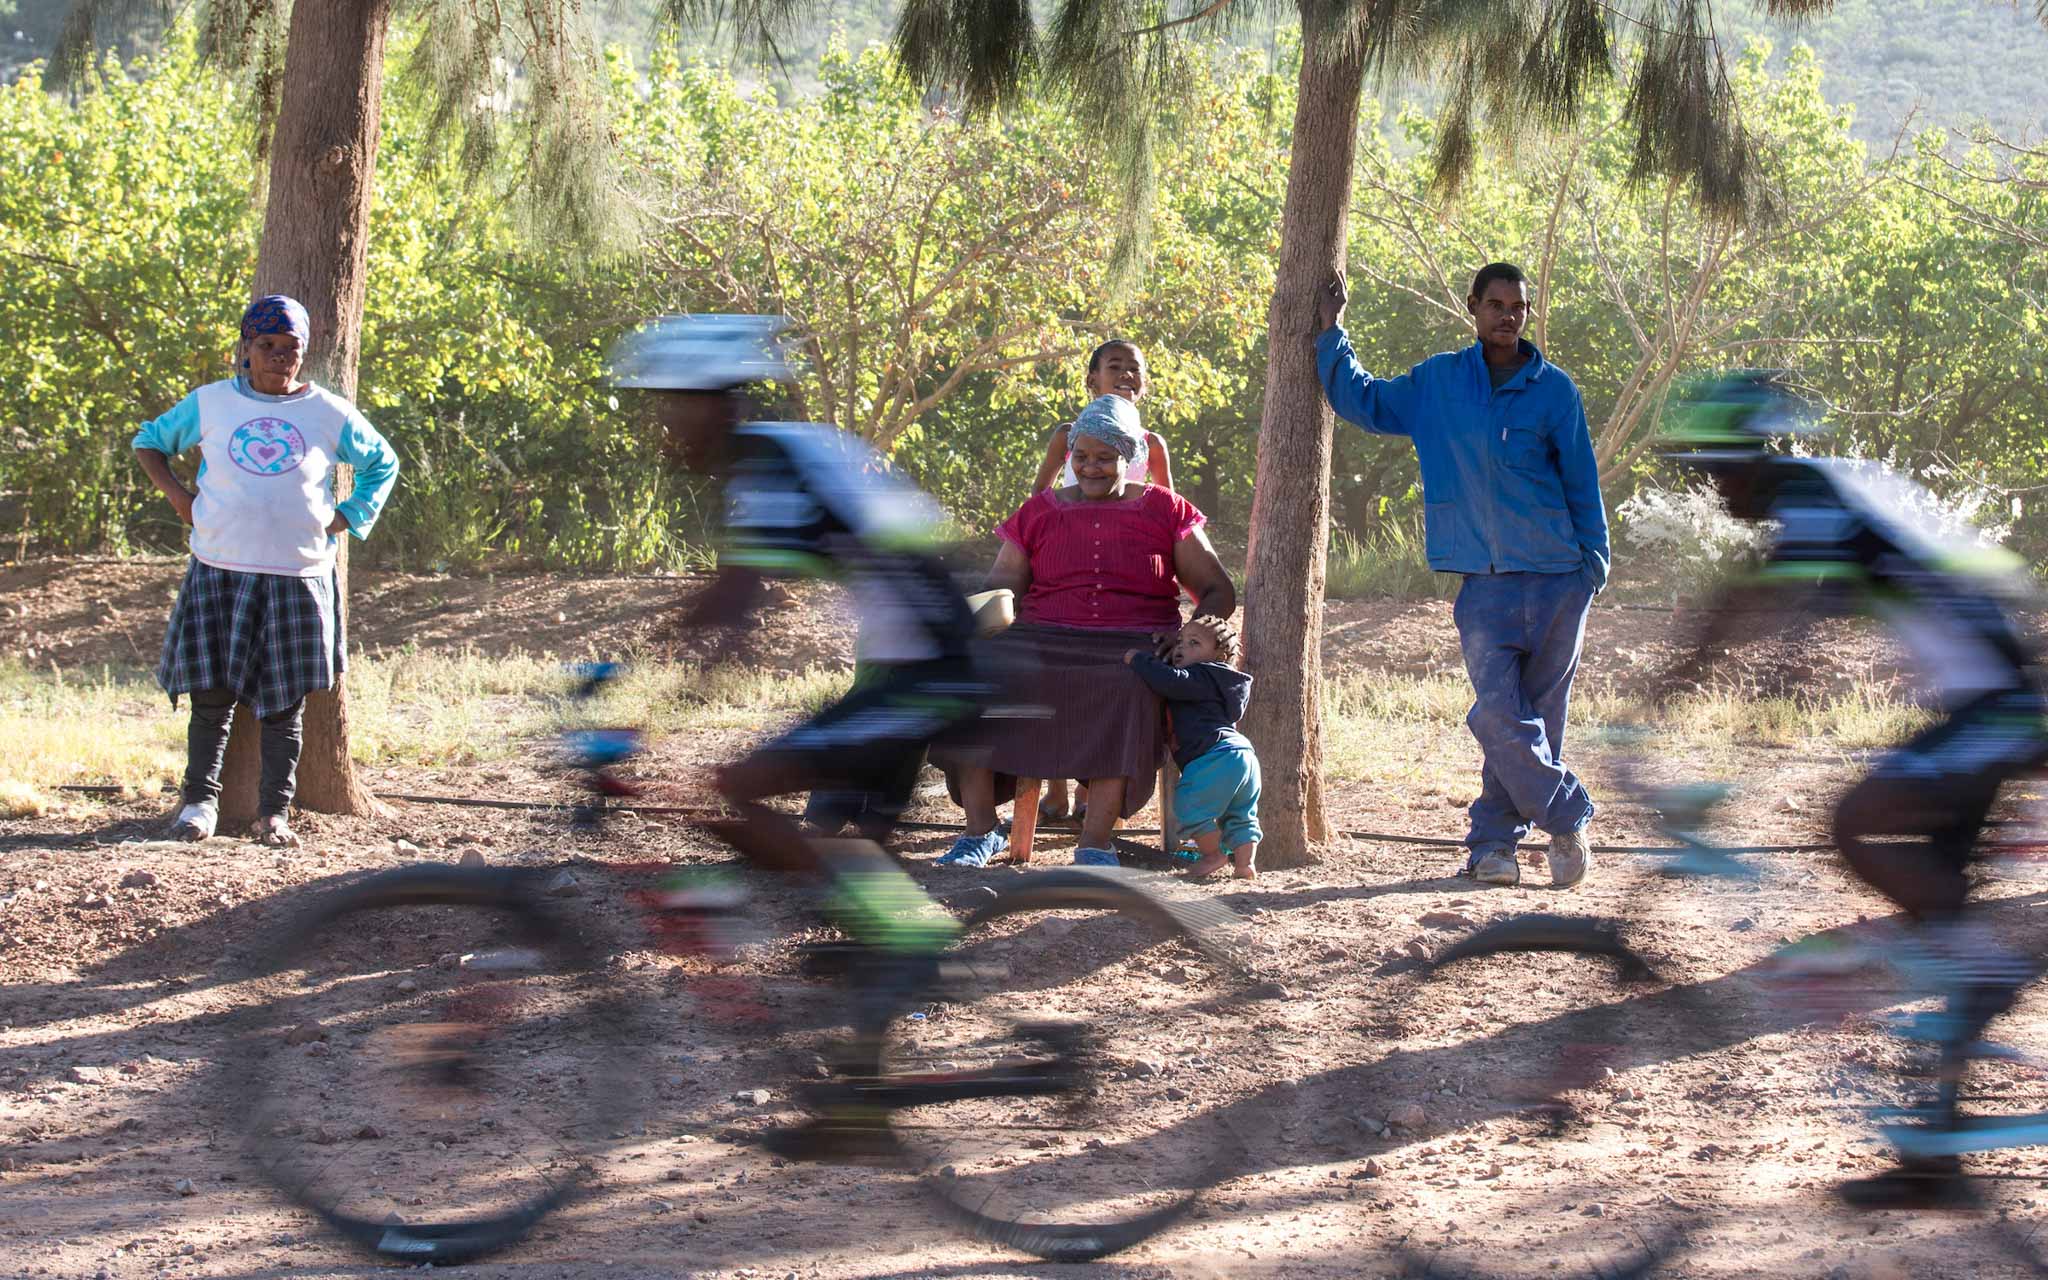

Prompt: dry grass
[
  {"left": 0, "top": 653, "right": 854, "bottom": 793},
  {"left": 1, "top": 654, "right": 1927, "bottom": 798},
  {"left": 1320, "top": 671, "right": 1928, "bottom": 784}
]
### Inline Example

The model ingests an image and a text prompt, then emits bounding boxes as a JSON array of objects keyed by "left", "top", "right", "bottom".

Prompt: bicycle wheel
[
  {"left": 872, "top": 867, "right": 1260, "bottom": 1261},
  {"left": 1390, "top": 909, "right": 1731, "bottom": 1280},
  {"left": 223, "top": 866, "right": 644, "bottom": 1264}
]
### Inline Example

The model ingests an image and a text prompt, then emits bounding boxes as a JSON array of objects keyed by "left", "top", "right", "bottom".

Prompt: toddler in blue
[{"left": 1123, "top": 616, "right": 1261, "bottom": 880}]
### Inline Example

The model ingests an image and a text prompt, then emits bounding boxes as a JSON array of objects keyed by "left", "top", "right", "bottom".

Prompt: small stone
[
  {"left": 308, "top": 1124, "right": 340, "bottom": 1145},
  {"left": 1481, "top": 1162, "right": 1503, "bottom": 1179},
  {"left": 650, "top": 1198, "right": 674, "bottom": 1214},
  {"left": 1361, "top": 1158, "right": 1384, "bottom": 1177},
  {"left": 1125, "top": 1059, "right": 1163, "bottom": 1079},
  {"left": 355, "top": 1123, "right": 382, "bottom": 1140},
  {"left": 1319, "top": 946, "right": 1349, "bottom": 962},
  {"left": 1729, "top": 917, "right": 1756, "bottom": 933},
  {"left": 1039, "top": 918, "right": 1076, "bottom": 939},
  {"left": 395, "top": 977, "right": 420, "bottom": 994},
  {"left": 64, "top": 1065, "right": 106, "bottom": 1084},
  {"left": 79, "top": 893, "right": 110, "bottom": 909},
  {"left": 120, "top": 870, "right": 158, "bottom": 889},
  {"left": 457, "top": 848, "right": 486, "bottom": 868},
  {"left": 304, "top": 1041, "right": 331, "bottom": 1058},
  {"left": 732, "top": 1089, "right": 772, "bottom": 1106},
  {"left": 1418, "top": 910, "right": 1475, "bottom": 930},
  {"left": 393, "top": 839, "right": 421, "bottom": 857},
  {"left": 545, "top": 870, "right": 582, "bottom": 898},
  {"left": 283, "top": 1021, "right": 326, "bottom": 1046},
  {"left": 1403, "top": 938, "right": 1432, "bottom": 961},
  {"left": 172, "top": 1178, "right": 196, "bottom": 1196},
  {"left": 1165, "top": 1087, "right": 1189, "bottom": 1101},
  {"left": 1387, "top": 1102, "right": 1426, "bottom": 1130},
  {"left": 1583, "top": 1202, "right": 1605, "bottom": 1217}
]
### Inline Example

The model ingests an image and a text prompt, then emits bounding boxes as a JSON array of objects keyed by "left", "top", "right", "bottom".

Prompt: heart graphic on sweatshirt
[{"left": 227, "top": 417, "right": 309, "bottom": 477}]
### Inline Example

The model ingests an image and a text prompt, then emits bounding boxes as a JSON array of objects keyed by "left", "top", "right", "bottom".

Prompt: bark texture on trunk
[
  {"left": 220, "top": 0, "right": 394, "bottom": 824},
  {"left": 1238, "top": 30, "right": 1369, "bottom": 870}
]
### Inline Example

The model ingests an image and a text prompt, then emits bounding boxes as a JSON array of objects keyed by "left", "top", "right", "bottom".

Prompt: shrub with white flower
[
  {"left": 1617, "top": 449, "right": 2014, "bottom": 603},
  {"left": 1615, "top": 483, "right": 1771, "bottom": 600}
]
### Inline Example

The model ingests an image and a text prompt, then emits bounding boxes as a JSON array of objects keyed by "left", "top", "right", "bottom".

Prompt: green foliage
[
  {"left": 1326, "top": 523, "right": 1459, "bottom": 602},
  {"left": 0, "top": 41, "right": 256, "bottom": 553},
  {"left": 2, "top": 25, "right": 2044, "bottom": 583}
]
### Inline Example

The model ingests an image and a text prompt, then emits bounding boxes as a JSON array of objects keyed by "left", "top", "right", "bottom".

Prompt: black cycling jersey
[
  {"left": 722, "top": 422, "right": 975, "bottom": 665},
  {"left": 1751, "top": 456, "right": 2039, "bottom": 706}
]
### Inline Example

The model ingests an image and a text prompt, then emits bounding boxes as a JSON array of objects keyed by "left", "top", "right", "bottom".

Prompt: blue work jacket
[{"left": 1316, "top": 327, "right": 1611, "bottom": 590}]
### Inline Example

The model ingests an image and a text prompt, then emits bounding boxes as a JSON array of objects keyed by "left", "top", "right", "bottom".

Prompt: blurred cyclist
[
  {"left": 608, "top": 315, "right": 985, "bottom": 1032},
  {"left": 1664, "top": 370, "right": 2048, "bottom": 1208}
]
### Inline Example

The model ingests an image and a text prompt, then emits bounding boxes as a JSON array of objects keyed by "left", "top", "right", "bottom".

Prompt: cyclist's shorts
[
  {"left": 746, "top": 657, "right": 986, "bottom": 802},
  {"left": 1873, "top": 688, "right": 2048, "bottom": 785}
]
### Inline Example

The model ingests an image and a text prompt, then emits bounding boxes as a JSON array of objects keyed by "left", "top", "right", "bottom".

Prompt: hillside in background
[{"left": 7, "top": 0, "right": 2045, "bottom": 145}]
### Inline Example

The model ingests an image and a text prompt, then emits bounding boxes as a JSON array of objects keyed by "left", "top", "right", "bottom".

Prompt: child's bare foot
[
  {"left": 257, "top": 813, "right": 299, "bottom": 848},
  {"left": 1185, "top": 852, "right": 1230, "bottom": 881},
  {"left": 1233, "top": 862, "right": 1257, "bottom": 880},
  {"left": 1231, "top": 846, "right": 1257, "bottom": 879}
]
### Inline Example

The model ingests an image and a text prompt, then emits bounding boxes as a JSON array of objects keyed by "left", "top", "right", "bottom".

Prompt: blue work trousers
[{"left": 1453, "top": 570, "right": 1596, "bottom": 858}]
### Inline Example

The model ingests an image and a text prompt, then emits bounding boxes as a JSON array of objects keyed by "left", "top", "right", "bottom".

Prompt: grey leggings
[{"left": 181, "top": 688, "right": 307, "bottom": 817}]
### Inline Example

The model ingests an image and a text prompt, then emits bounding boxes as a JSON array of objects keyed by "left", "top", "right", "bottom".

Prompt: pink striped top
[{"left": 997, "top": 485, "right": 1207, "bottom": 631}]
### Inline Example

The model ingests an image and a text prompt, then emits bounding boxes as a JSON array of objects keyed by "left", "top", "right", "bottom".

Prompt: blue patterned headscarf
[
  {"left": 1069, "top": 394, "right": 1145, "bottom": 462},
  {"left": 241, "top": 295, "right": 310, "bottom": 343}
]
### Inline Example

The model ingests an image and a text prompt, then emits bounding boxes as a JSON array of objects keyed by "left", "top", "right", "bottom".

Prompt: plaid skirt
[{"left": 156, "top": 559, "right": 345, "bottom": 720}]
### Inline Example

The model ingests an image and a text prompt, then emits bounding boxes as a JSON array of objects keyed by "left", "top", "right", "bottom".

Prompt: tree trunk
[
  {"left": 1238, "top": 26, "right": 1370, "bottom": 870},
  {"left": 218, "top": 0, "right": 394, "bottom": 825}
]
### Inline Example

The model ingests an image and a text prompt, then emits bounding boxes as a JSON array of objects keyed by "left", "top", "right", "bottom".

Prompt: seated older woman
[{"left": 936, "top": 395, "right": 1235, "bottom": 867}]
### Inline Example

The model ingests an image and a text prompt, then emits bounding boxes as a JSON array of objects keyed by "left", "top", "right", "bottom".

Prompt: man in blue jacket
[{"left": 1315, "top": 263, "right": 1610, "bottom": 888}]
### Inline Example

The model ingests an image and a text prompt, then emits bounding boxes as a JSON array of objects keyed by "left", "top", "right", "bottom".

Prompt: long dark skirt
[{"left": 934, "top": 622, "right": 1166, "bottom": 819}]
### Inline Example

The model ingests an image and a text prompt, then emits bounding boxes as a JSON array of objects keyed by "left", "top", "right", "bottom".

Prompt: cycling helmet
[
  {"left": 1662, "top": 370, "right": 1816, "bottom": 471},
  {"left": 608, "top": 314, "right": 792, "bottom": 390}
]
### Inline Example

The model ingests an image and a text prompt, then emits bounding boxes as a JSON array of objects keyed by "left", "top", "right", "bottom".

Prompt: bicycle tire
[
  {"left": 222, "top": 865, "right": 644, "bottom": 1265},
  {"left": 871, "top": 866, "right": 1260, "bottom": 1262}
]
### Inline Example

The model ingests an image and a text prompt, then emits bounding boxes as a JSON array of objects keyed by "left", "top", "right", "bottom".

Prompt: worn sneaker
[
  {"left": 1073, "top": 847, "right": 1120, "bottom": 867},
  {"left": 1469, "top": 847, "right": 1520, "bottom": 886},
  {"left": 1548, "top": 826, "right": 1593, "bottom": 889},
  {"left": 168, "top": 801, "right": 217, "bottom": 842},
  {"left": 936, "top": 828, "right": 1008, "bottom": 868}
]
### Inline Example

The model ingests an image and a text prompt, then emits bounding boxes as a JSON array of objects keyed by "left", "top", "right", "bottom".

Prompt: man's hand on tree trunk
[{"left": 1316, "top": 272, "right": 1348, "bottom": 333}]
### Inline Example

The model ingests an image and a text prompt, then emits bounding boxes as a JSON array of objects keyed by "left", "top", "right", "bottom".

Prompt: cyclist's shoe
[
  {"left": 1919, "top": 918, "right": 2039, "bottom": 1049},
  {"left": 1467, "top": 847, "right": 1520, "bottom": 886},
  {"left": 1765, "top": 933, "right": 1877, "bottom": 979},
  {"left": 652, "top": 872, "right": 757, "bottom": 961},
  {"left": 1837, "top": 1156, "right": 1971, "bottom": 1211},
  {"left": 936, "top": 828, "right": 1008, "bottom": 867},
  {"left": 1547, "top": 826, "right": 1592, "bottom": 889},
  {"left": 759, "top": 1111, "right": 903, "bottom": 1164},
  {"left": 168, "top": 800, "right": 217, "bottom": 842}
]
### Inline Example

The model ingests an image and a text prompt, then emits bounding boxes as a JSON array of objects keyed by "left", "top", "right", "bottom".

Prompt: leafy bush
[{"left": 1325, "top": 523, "right": 1458, "bottom": 601}]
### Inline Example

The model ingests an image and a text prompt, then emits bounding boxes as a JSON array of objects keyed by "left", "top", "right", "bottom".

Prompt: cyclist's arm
[{"left": 680, "top": 566, "right": 768, "bottom": 633}]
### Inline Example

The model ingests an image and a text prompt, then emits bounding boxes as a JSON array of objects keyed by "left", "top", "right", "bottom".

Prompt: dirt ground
[{"left": 6, "top": 559, "right": 2048, "bottom": 1279}]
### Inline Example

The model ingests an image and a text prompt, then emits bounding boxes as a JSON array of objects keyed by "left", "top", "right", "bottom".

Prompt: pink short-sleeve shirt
[{"left": 997, "top": 485, "right": 1208, "bottom": 632}]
